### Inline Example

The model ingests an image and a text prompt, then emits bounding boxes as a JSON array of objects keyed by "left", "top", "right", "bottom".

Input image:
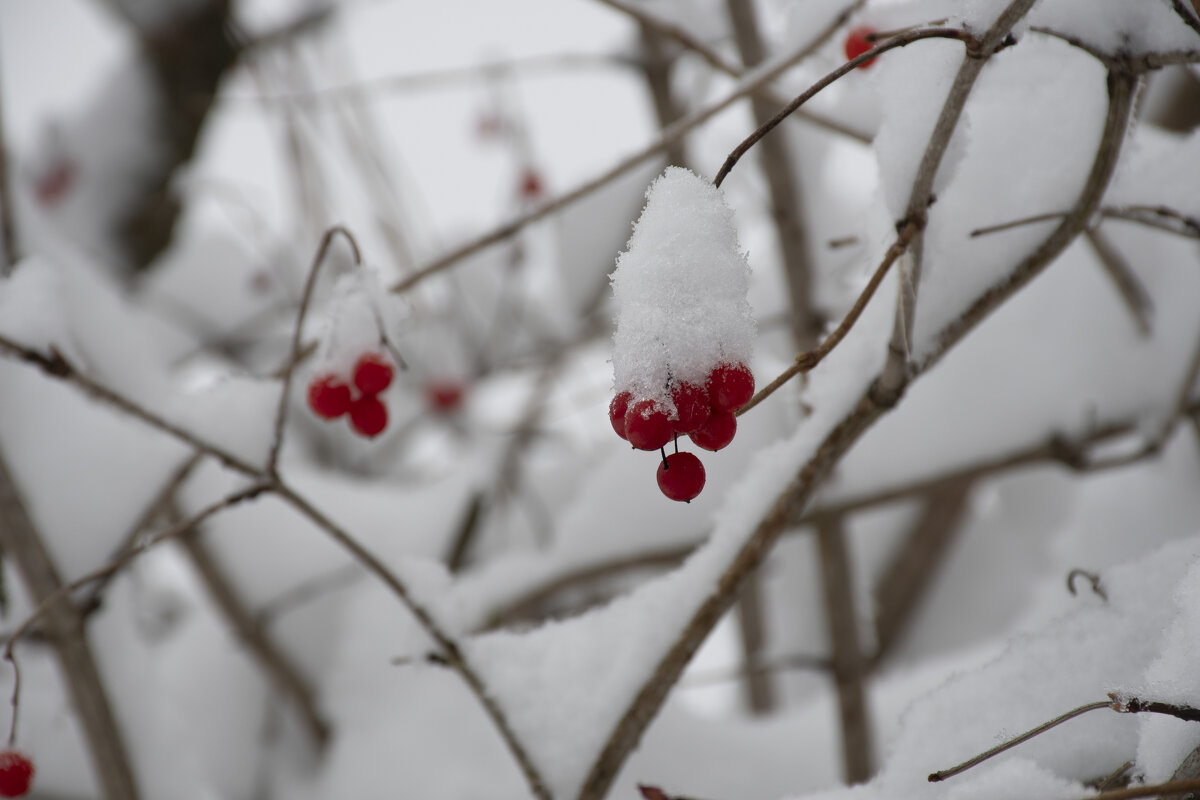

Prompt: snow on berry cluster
[
  {"left": 0, "top": 750, "right": 34, "bottom": 798},
  {"left": 304, "top": 268, "right": 399, "bottom": 439},
  {"left": 609, "top": 167, "right": 756, "bottom": 502}
]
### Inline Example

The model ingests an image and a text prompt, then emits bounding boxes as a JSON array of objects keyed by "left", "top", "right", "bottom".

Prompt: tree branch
[
  {"left": 0, "top": 450, "right": 141, "bottom": 800},
  {"left": 816, "top": 517, "right": 873, "bottom": 782}
]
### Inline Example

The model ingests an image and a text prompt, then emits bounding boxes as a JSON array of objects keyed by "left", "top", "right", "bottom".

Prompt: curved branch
[{"left": 267, "top": 225, "right": 362, "bottom": 476}]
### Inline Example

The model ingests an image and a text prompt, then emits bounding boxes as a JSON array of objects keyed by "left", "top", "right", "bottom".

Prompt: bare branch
[
  {"left": 0, "top": 336, "right": 261, "bottom": 477},
  {"left": 713, "top": 26, "right": 995, "bottom": 188},
  {"left": 919, "top": 70, "right": 1139, "bottom": 373},
  {"left": 0, "top": 451, "right": 142, "bottom": 799},
  {"left": 1172, "top": 0, "right": 1200, "bottom": 38},
  {"left": 726, "top": 0, "right": 819, "bottom": 350},
  {"left": 175, "top": 508, "right": 332, "bottom": 748},
  {"left": 593, "top": 0, "right": 870, "bottom": 142},
  {"left": 389, "top": 2, "right": 861, "bottom": 296},
  {"left": 872, "top": 479, "right": 973, "bottom": 661},
  {"left": 928, "top": 701, "right": 1110, "bottom": 781},
  {"left": 266, "top": 225, "right": 362, "bottom": 477},
  {"left": 1085, "top": 227, "right": 1153, "bottom": 336},
  {"left": 876, "top": 0, "right": 1034, "bottom": 406},
  {"left": 1088, "top": 776, "right": 1200, "bottom": 800},
  {"left": 272, "top": 482, "right": 552, "bottom": 799},
  {"left": 0, "top": 53, "right": 17, "bottom": 274},
  {"left": 816, "top": 517, "right": 873, "bottom": 782},
  {"left": 738, "top": 223, "right": 917, "bottom": 416}
]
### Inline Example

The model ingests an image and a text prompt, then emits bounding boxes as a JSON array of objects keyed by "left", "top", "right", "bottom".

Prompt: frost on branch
[{"left": 610, "top": 167, "right": 755, "bottom": 412}]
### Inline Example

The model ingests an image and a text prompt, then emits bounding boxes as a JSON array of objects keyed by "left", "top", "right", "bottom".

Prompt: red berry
[
  {"left": 35, "top": 160, "right": 76, "bottom": 208},
  {"left": 307, "top": 374, "right": 352, "bottom": 419},
  {"left": 844, "top": 25, "right": 878, "bottom": 68},
  {"left": 476, "top": 112, "right": 504, "bottom": 140},
  {"left": 689, "top": 409, "right": 737, "bottom": 451},
  {"left": 707, "top": 362, "right": 755, "bottom": 413},
  {"left": 625, "top": 399, "right": 673, "bottom": 451},
  {"left": 656, "top": 452, "right": 706, "bottom": 502},
  {"left": 353, "top": 351, "right": 394, "bottom": 396},
  {"left": 520, "top": 168, "right": 544, "bottom": 200},
  {"left": 670, "top": 382, "right": 710, "bottom": 433},
  {"left": 0, "top": 750, "right": 34, "bottom": 798},
  {"left": 609, "top": 391, "right": 633, "bottom": 439},
  {"left": 426, "top": 380, "right": 465, "bottom": 414},
  {"left": 349, "top": 394, "right": 388, "bottom": 437}
]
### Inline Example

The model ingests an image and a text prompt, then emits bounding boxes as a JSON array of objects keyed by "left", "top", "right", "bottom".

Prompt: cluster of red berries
[
  {"left": 844, "top": 25, "right": 879, "bottom": 68},
  {"left": 307, "top": 351, "right": 395, "bottom": 438},
  {"left": 609, "top": 362, "right": 755, "bottom": 503},
  {"left": 0, "top": 750, "right": 33, "bottom": 798}
]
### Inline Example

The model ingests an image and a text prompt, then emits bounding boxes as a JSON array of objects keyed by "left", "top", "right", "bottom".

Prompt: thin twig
[
  {"left": 1109, "top": 691, "right": 1200, "bottom": 722},
  {"left": 1172, "top": 0, "right": 1200, "bottom": 38},
  {"left": 1088, "top": 776, "right": 1200, "bottom": 800},
  {"left": 273, "top": 482, "right": 552, "bottom": 799},
  {"left": 920, "top": 70, "right": 1139, "bottom": 373},
  {"left": 256, "top": 564, "right": 362, "bottom": 627},
  {"left": 973, "top": 205, "right": 1200, "bottom": 240},
  {"left": 0, "top": 336, "right": 261, "bottom": 477},
  {"left": 737, "top": 224, "right": 916, "bottom": 416},
  {"left": 1085, "top": 227, "right": 1154, "bottom": 336},
  {"left": 237, "top": 53, "right": 626, "bottom": 106},
  {"left": 1065, "top": 568, "right": 1107, "bottom": 600},
  {"left": 75, "top": 453, "right": 204, "bottom": 613},
  {"left": 928, "top": 701, "right": 1110, "bottom": 781},
  {"left": 681, "top": 653, "right": 831, "bottom": 688},
  {"left": 173, "top": 499, "right": 332, "bottom": 748},
  {"left": 816, "top": 517, "right": 873, "bottom": 782},
  {"left": 389, "top": 2, "right": 861, "bottom": 296},
  {"left": 266, "top": 224, "right": 362, "bottom": 477},
  {"left": 726, "top": 0, "right": 819, "bottom": 350},
  {"left": 872, "top": 478, "right": 973, "bottom": 662},
  {"left": 3, "top": 483, "right": 270, "bottom": 669},
  {"left": 713, "top": 26, "right": 991, "bottom": 188},
  {"left": 593, "top": 0, "right": 870, "bottom": 143},
  {"left": 0, "top": 50, "right": 18, "bottom": 274}
]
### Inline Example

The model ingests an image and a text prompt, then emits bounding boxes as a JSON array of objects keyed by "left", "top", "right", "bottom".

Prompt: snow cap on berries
[
  {"left": 610, "top": 167, "right": 755, "bottom": 409},
  {"left": 312, "top": 265, "right": 403, "bottom": 378}
]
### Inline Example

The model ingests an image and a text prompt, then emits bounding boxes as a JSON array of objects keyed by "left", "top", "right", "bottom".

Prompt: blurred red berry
[
  {"left": 0, "top": 750, "right": 34, "bottom": 798},
  {"left": 844, "top": 25, "right": 878, "bottom": 68},
  {"left": 35, "top": 160, "right": 76, "bottom": 208},
  {"left": 519, "top": 168, "right": 544, "bottom": 200},
  {"left": 707, "top": 362, "right": 755, "bottom": 413},
  {"left": 307, "top": 374, "right": 352, "bottom": 420},
  {"left": 353, "top": 351, "right": 394, "bottom": 396},
  {"left": 609, "top": 391, "right": 633, "bottom": 439},
  {"left": 625, "top": 399, "right": 672, "bottom": 451},
  {"left": 349, "top": 394, "right": 389, "bottom": 437},
  {"left": 657, "top": 451, "right": 706, "bottom": 502},
  {"left": 670, "top": 382, "right": 710, "bottom": 433},
  {"left": 689, "top": 409, "right": 737, "bottom": 451},
  {"left": 426, "top": 380, "right": 466, "bottom": 414},
  {"left": 476, "top": 112, "right": 504, "bottom": 140}
]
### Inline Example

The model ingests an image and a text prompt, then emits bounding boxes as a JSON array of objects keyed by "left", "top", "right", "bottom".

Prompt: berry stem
[
  {"left": 269, "top": 226, "right": 363, "bottom": 477},
  {"left": 660, "top": 447, "right": 669, "bottom": 469}
]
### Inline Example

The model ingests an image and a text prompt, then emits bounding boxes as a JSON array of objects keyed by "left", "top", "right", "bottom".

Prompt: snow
[
  {"left": 1, "top": 0, "right": 1200, "bottom": 798},
  {"left": 610, "top": 167, "right": 756, "bottom": 408}
]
